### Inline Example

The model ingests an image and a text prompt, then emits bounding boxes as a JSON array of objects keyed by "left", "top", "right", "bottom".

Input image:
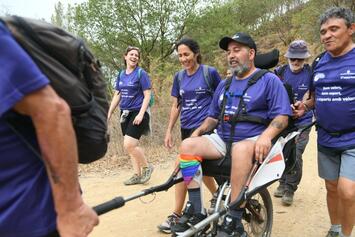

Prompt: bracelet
[{"left": 303, "top": 102, "right": 310, "bottom": 112}]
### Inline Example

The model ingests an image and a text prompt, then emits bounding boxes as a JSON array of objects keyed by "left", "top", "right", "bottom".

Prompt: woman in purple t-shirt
[
  {"left": 107, "top": 46, "right": 153, "bottom": 186},
  {"left": 158, "top": 38, "right": 221, "bottom": 233}
]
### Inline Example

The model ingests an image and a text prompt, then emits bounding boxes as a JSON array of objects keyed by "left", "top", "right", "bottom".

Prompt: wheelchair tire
[{"left": 243, "top": 188, "right": 273, "bottom": 237}]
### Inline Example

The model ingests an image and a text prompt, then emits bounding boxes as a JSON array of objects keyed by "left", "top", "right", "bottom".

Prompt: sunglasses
[
  {"left": 289, "top": 58, "right": 305, "bottom": 62},
  {"left": 126, "top": 46, "right": 141, "bottom": 54}
]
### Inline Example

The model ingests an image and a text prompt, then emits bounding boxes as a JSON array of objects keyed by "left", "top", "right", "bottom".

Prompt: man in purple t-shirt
[
  {"left": 0, "top": 22, "right": 98, "bottom": 236},
  {"left": 273, "top": 40, "right": 313, "bottom": 206},
  {"left": 171, "top": 32, "right": 292, "bottom": 236},
  {"left": 295, "top": 7, "right": 355, "bottom": 237}
]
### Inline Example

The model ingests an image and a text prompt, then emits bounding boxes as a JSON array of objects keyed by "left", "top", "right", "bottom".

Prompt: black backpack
[{"left": 1, "top": 16, "right": 109, "bottom": 164}]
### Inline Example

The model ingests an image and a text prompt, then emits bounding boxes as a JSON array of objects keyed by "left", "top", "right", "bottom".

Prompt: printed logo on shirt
[
  {"left": 243, "top": 93, "right": 251, "bottom": 102},
  {"left": 340, "top": 70, "right": 355, "bottom": 80},
  {"left": 298, "top": 84, "right": 308, "bottom": 90},
  {"left": 195, "top": 87, "right": 208, "bottom": 95},
  {"left": 314, "top": 73, "right": 325, "bottom": 82}
]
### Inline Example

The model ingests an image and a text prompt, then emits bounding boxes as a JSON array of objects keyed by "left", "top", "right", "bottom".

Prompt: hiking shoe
[
  {"left": 208, "top": 192, "right": 218, "bottom": 214},
  {"left": 274, "top": 185, "right": 286, "bottom": 198},
  {"left": 325, "top": 230, "right": 340, "bottom": 237},
  {"left": 216, "top": 215, "right": 247, "bottom": 237},
  {"left": 171, "top": 202, "right": 209, "bottom": 235},
  {"left": 140, "top": 164, "right": 154, "bottom": 184},
  {"left": 282, "top": 190, "right": 294, "bottom": 206},
  {"left": 123, "top": 174, "right": 141, "bottom": 185},
  {"left": 157, "top": 213, "right": 180, "bottom": 234}
]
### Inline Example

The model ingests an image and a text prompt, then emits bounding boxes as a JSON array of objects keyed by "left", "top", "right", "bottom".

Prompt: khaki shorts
[{"left": 203, "top": 132, "right": 259, "bottom": 156}]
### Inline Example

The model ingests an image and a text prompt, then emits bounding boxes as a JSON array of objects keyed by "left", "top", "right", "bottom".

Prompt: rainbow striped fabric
[{"left": 179, "top": 154, "right": 203, "bottom": 185}]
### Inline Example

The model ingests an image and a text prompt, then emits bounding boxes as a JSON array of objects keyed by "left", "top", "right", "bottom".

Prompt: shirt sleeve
[
  {"left": 209, "top": 66, "right": 222, "bottom": 90},
  {"left": 114, "top": 73, "right": 120, "bottom": 92},
  {"left": 0, "top": 23, "right": 49, "bottom": 117},
  {"left": 171, "top": 72, "right": 180, "bottom": 98},
  {"left": 208, "top": 81, "right": 225, "bottom": 119},
  {"left": 264, "top": 73, "right": 293, "bottom": 118}
]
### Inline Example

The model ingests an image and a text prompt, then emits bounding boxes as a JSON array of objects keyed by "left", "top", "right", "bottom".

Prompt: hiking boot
[
  {"left": 208, "top": 192, "right": 218, "bottom": 214},
  {"left": 171, "top": 202, "right": 209, "bottom": 235},
  {"left": 157, "top": 213, "right": 180, "bottom": 234},
  {"left": 325, "top": 230, "right": 340, "bottom": 237},
  {"left": 123, "top": 174, "right": 141, "bottom": 185},
  {"left": 274, "top": 185, "right": 286, "bottom": 198},
  {"left": 140, "top": 164, "right": 154, "bottom": 184},
  {"left": 216, "top": 215, "right": 247, "bottom": 237},
  {"left": 282, "top": 190, "right": 294, "bottom": 206}
]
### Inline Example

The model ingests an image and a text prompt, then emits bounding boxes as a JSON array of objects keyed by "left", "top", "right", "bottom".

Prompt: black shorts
[{"left": 120, "top": 110, "right": 150, "bottom": 140}]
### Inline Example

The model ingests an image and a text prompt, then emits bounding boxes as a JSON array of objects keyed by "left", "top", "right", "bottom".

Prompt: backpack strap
[
  {"left": 137, "top": 67, "right": 142, "bottom": 79},
  {"left": 274, "top": 64, "right": 288, "bottom": 81},
  {"left": 308, "top": 51, "right": 326, "bottom": 99},
  {"left": 202, "top": 65, "right": 213, "bottom": 92}
]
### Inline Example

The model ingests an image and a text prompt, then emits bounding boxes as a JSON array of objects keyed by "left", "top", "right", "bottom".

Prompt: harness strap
[{"left": 220, "top": 69, "right": 269, "bottom": 165}]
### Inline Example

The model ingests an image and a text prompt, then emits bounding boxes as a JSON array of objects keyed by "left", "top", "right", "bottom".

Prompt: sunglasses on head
[
  {"left": 126, "top": 46, "right": 140, "bottom": 54},
  {"left": 289, "top": 58, "right": 305, "bottom": 62}
]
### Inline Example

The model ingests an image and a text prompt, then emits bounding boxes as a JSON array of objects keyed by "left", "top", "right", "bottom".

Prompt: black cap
[{"left": 219, "top": 32, "right": 257, "bottom": 52}]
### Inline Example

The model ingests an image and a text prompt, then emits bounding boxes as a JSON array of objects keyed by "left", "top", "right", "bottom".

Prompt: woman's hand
[{"left": 133, "top": 113, "right": 144, "bottom": 125}]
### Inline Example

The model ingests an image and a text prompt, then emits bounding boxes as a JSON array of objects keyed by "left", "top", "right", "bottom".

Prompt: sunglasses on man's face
[{"left": 290, "top": 58, "right": 305, "bottom": 62}]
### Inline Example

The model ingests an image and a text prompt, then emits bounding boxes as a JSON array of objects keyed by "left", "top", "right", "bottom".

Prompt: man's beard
[
  {"left": 229, "top": 61, "right": 250, "bottom": 77},
  {"left": 288, "top": 59, "right": 305, "bottom": 73}
]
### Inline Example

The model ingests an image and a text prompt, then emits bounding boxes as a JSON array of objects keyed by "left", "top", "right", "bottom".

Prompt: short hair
[
  {"left": 175, "top": 38, "right": 202, "bottom": 64},
  {"left": 319, "top": 7, "right": 354, "bottom": 28}
]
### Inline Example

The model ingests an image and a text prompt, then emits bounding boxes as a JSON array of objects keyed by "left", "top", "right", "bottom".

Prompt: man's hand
[
  {"left": 190, "top": 129, "right": 202, "bottom": 137},
  {"left": 292, "top": 101, "right": 306, "bottom": 119},
  {"left": 57, "top": 202, "right": 99, "bottom": 237},
  {"left": 254, "top": 134, "right": 272, "bottom": 163}
]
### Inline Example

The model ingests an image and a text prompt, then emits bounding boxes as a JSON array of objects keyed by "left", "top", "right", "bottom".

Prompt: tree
[{"left": 64, "top": 0, "right": 202, "bottom": 72}]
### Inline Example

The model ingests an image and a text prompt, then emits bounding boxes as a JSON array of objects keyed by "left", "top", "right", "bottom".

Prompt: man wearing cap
[
  {"left": 171, "top": 32, "right": 292, "bottom": 236},
  {"left": 295, "top": 7, "right": 354, "bottom": 237},
  {"left": 273, "top": 40, "right": 313, "bottom": 206}
]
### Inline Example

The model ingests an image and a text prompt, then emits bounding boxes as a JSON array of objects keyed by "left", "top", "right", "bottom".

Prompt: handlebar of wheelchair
[
  {"left": 94, "top": 196, "right": 125, "bottom": 215},
  {"left": 93, "top": 167, "right": 183, "bottom": 215}
]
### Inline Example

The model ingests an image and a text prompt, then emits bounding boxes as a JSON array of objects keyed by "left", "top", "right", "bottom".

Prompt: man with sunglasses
[
  {"left": 295, "top": 7, "right": 354, "bottom": 237},
  {"left": 273, "top": 40, "right": 313, "bottom": 206}
]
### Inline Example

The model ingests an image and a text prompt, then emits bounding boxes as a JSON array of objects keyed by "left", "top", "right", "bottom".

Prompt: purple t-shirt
[
  {"left": 275, "top": 65, "right": 313, "bottom": 126},
  {"left": 0, "top": 23, "right": 56, "bottom": 236},
  {"left": 114, "top": 66, "right": 151, "bottom": 111},
  {"left": 311, "top": 48, "right": 355, "bottom": 148},
  {"left": 209, "top": 70, "right": 292, "bottom": 142},
  {"left": 171, "top": 65, "right": 221, "bottom": 129}
]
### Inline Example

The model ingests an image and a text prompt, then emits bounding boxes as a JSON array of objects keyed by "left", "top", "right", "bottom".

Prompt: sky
[{"left": 0, "top": 0, "right": 85, "bottom": 21}]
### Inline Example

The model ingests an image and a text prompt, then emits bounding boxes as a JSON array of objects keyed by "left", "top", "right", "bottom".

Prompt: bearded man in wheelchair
[{"left": 171, "top": 32, "right": 293, "bottom": 237}]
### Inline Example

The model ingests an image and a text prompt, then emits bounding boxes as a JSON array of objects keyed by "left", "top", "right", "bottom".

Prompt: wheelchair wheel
[{"left": 243, "top": 188, "right": 273, "bottom": 237}]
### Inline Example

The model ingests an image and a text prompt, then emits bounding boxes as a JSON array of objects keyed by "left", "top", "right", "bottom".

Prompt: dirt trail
[{"left": 80, "top": 129, "right": 342, "bottom": 237}]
